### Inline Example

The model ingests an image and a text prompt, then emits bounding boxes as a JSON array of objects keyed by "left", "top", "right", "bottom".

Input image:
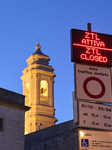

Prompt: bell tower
[{"left": 21, "top": 42, "right": 57, "bottom": 134}]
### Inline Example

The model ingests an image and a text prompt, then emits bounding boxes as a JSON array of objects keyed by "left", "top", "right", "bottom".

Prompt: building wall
[
  {"left": 0, "top": 87, "right": 25, "bottom": 105},
  {"left": 25, "top": 120, "right": 78, "bottom": 150},
  {"left": 0, "top": 104, "right": 25, "bottom": 150}
]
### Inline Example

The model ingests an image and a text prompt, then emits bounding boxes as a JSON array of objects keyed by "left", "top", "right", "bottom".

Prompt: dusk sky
[{"left": 0, "top": 0, "right": 112, "bottom": 124}]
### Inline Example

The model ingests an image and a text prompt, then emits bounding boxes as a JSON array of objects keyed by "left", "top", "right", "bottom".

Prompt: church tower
[{"left": 21, "top": 42, "right": 57, "bottom": 134}]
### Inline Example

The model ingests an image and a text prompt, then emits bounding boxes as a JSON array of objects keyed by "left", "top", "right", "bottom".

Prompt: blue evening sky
[{"left": 0, "top": 0, "right": 112, "bottom": 124}]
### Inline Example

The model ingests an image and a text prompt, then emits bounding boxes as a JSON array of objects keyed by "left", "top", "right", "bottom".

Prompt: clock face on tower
[{"left": 40, "top": 80, "right": 48, "bottom": 97}]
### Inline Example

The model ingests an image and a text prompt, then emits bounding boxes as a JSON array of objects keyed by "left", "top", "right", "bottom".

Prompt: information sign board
[
  {"left": 78, "top": 101, "right": 112, "bottom": 130},
  {"left": 78, "top": 129, "right": 112, "bottom": 150},
  {"left": 71, "top": 29, "right": 112, "bottom": 67},
  {"left": 75, "top": 63, "right": 112, "bottom": 103}
]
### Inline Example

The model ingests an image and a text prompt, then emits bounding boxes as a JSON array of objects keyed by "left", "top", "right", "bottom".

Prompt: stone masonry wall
[
  {"left": 25, "top": 120, "right": 78, "bottom": 150},
  {"left": 0, "top": 104, "right": 25, "bottom": 150},
  {"left": 0, "top": 88, "right": 25, "bottom": 105}
]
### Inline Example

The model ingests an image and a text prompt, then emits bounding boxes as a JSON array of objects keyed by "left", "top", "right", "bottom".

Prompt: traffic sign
[
  {"left": 75, "top": 63, "right": 112, "bottom": 103},
  {"left": 78, "top": 101, "right": 112, "bottom": 130},
  {"left": 78, "top": 129, "right": 112, "bottom": 150},
  {"left": 70, "top": 28, "right": 112, "bottom": 67}
]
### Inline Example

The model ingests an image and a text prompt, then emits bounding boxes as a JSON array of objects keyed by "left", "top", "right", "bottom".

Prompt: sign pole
[
  {"left": 71, "top": 24, "right": 112, "bottom": 150},
  {"left": 87, "top": 23, "right": 92, "bottom": 32}
]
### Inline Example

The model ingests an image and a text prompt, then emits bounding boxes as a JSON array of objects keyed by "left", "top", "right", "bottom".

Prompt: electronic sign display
[{"left": 71, "top": 29, "right": 112, "bottom": 66}]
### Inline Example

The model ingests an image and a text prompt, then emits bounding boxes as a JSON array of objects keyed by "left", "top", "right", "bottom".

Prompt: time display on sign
[
  {"left": 79, "top": 101, "right": 112, "bottom": 130},
  {"left": 71, "top": 29, "right": 112, "bottom": 66}
]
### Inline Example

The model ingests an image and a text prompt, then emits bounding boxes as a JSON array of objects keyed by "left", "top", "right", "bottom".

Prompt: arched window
[{"left": 40, "top": 80, "right": 48, "bottom": 97}]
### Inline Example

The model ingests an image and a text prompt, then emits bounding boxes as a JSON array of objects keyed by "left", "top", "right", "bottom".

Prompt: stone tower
[{"left": 21, "top": 42, "right": 57, "bottom": 134}]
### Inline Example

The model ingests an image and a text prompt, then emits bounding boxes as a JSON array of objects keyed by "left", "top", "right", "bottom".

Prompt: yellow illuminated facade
[
  {"left": 25, "top": 82, "right": 29, "bottom": 99},
  {"left": 21, "top": 42, "right": 57, "bottom": 134}
]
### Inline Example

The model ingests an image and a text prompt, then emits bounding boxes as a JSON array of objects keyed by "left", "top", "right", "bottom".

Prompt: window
[
  {"left": 40, "top": 80, "right": 48, "bottom": 97},
  {"left": 40, "top": 80, "right": 48, "bottom": 101},
  {"left": 0, "top": 118, "right": 3, "bottom": 130}
]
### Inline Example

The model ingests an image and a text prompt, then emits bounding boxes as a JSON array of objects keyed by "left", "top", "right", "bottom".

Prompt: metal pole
[{"left": 87, "top": 23, "right": 92, "bottom": 32}]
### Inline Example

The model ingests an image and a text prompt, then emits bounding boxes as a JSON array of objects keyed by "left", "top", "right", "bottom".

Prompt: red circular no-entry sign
[{"left": 83, "top": 77, "right": 105, "bottom": 99}]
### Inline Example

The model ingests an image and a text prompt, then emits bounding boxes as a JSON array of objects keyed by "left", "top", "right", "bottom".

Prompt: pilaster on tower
[{"left": 21, "top": 42, "right": 57, "bottom": 135}]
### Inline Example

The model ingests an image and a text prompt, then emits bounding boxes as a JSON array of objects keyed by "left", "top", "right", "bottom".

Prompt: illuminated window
[{"left": 40, "top": 80, "right": 48, "bottom": 97}]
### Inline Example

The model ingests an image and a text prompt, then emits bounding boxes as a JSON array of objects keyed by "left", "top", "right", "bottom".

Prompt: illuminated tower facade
[{"left": 21, "top": 42, "right": 57, "bottom": 134}]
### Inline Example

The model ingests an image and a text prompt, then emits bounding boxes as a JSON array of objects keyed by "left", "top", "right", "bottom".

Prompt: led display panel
[{"left": 71, "top": 29, "right": 112, "bottom": 66}]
